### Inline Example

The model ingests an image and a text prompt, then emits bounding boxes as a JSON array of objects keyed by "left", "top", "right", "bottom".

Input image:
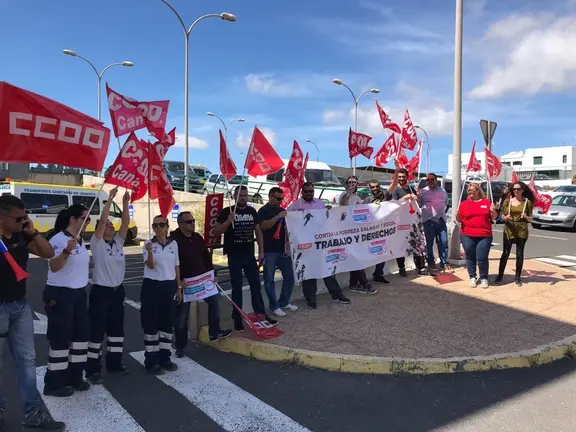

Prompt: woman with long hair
[
  {"left": 495, "top": 181, "right": 535, "bottom": 286},
  {"left": 456, "top": 183, "right": 498, "bottom": 288},
  {"left": 43, "top": 204, "right": 91, "bottom": 396}
]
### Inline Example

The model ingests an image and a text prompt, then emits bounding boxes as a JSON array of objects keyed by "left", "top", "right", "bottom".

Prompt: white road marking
[
  {"left": 491, "top": 242, "right": 500, "bottom": 246},
  {"left": 124, "top": 299, "right": 141, "bottom": 310},
  {"left": 555, "top": 255, "right": 576, "bottom": 261},
  {"left": 130, "top": 351, "right": 311, "bottom": 432},
  {"left": 536, "top": 257, "right": 576, "bottom": 267},
  {"left": 492, "top": 229, "right": 568, "bottom": 240},
  {"left": 36, "top": 367, "right": 144, "bottom": 432},
  {"left": 33, "top": 312, "right": 47, "bottom": 335}
]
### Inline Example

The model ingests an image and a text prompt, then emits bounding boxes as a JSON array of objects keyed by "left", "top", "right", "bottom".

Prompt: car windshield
[
  {"left": 555, "top": 186, "right": 576, "bottom": 193},
  {"left": 305, "top": 169, "right": 342, "bottom": 186},
  {"left": 552, "top": 195, "right": 576, "bottom": 207},
  {"left": 229, "top": 175, "right": 248, "bottom": 184},
  {"left": 165, "top": 163, "right": 200, "bottom": 179}
]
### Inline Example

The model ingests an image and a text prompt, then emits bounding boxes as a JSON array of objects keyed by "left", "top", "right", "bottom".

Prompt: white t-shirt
[
  {"left": 143, "top": 238, "right": 179, "bottom": 281},
  {"left": 47, "top": 231, "right": 90, "bottom": 289},
  {"left": 339, "top": 191, "right": 363, "bottom": 206},
  {"left": 90, "top": 233, "right": 126, "bottom": 288}
]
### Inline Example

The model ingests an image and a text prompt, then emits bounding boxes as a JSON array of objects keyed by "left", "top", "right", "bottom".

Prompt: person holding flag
[
  {"left": 0, "top": 195, "right": 66, "bottom": 431},
  {"left": 419, "top": 173, "right": 450, "bottom": 271}
]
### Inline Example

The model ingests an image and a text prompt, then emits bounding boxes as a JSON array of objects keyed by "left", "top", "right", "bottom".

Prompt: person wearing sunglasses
[
  {"left": 43, "top": 204, "right": 92, "bottom": 397},
  {"left": 85, "top": 188, "right": 131, "bottom": 385},
  {"left": 495, "top": 181, "right": 535, "bottom": 286},
  {"left": 0, "top": 195, "right": 65, "bottom": 431},
  {"left": 419, "top": 173, "right": 450, "bottom": 271},
  {"left": 141, "top": 215, "right": 181, "bottom": 375},
  {"left": 170, "top": 211, "right": 232, "bottom": 357}
]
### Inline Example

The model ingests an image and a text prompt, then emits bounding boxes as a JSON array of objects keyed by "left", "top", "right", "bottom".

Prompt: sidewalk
[{"left": 202, "top": 251, "right": 576, "bottom": 374}]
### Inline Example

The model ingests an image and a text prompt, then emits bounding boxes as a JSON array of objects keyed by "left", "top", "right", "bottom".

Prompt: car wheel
[
  {"left": 532, "top": 223, "right": 542, "bottom": 229},
  {"left": 202, "top": 188, "right": 208, "bottom": 195},
  {"left": 252, "top": 194, "right": 263, "bottom": 204}
]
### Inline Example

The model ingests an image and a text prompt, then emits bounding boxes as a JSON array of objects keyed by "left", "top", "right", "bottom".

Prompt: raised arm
[
  {"left": 95, "top": 187, "right": 118, "bottom": 240},
  {"left": 118, "top": 190, "right": 131, "bottom": 240}
]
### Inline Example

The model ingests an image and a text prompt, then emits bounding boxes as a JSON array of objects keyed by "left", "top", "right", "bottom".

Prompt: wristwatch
[{"left": 29, "top": 230, "right": 40, "bottom": 239}]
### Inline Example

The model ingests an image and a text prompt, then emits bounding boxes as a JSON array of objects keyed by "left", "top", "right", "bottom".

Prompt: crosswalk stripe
[
  {"left": 555, "top": 255, "right": 576, "bottom": 262},
  {"left": 536, "top": 257, "right": 576, "bottom": 267},
  {"left": 130, "top": 351, "right": 311, "bottom": 432},
  {"left": 36, "top": 367, "right": 144, "bottom": 431},
  {"left": 124, "top": 299, "right": 141, "bottom": 310}
]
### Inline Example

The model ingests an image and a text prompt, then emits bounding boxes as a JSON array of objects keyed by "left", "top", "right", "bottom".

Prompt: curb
[{"left": 199, "top": 327, "right": 576, "bottom": 375}]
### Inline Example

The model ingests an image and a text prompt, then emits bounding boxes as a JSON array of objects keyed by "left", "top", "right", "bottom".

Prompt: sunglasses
[
  {"left": 180, "top": 220, "right": 195, "bottom": 224},
  {"left": 302, "top": 190, "right": 314, "bottom": 194},
  {"left": 152, "top": 222, "right": 168, "bottom": 228},
  {"left": 512, "top": 188, "right": 522, "bottom": 191}
]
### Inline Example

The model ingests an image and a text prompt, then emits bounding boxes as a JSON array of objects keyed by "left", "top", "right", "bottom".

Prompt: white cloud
[
  {"left": 322, "top": 110, "right": 345, "bottom": 123},
  {"left": 235, "top": 127, "right": 276, "bottom": 149},
  {"left": 174, "top": 134, "right": 209, "bottom": 149},
  {"left": 244, "top": 74, "right": 309, "bottom": 97},
  {"left": 470, "top": 12, "right": 576, "bottom": 99}
]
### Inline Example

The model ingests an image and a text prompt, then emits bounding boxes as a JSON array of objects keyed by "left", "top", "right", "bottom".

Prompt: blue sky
[{"left": 2, "top": 0, "right": 576, "bottom": 175}]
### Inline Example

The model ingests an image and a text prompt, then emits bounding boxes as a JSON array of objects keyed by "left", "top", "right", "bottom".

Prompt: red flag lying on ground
[
  {"left": 244, "top": 126, "right": 283, "bottom": 176},
  {"left": 375, "top": 101, "right": 401, "bottom": 134},
  {"left": 399, "top": 109, "right": 418, "bottom": 151},
  {"left": 219, "top": 129, "right": 237, "bottom": 181},
  {"left": 374, "top": 134, "right": 399, "bottom": 167},
  {"left": 0, "top": 81, "right": 110, "bottom": 171},
  {"left": 484, "top": 147, "right": 502, "bottom": 178},
  {"left": 466, "top": 141, "right": 482, "bottom": 173},
  {"left": 348, "top": 128, "right": 374, "bottom": 159}
]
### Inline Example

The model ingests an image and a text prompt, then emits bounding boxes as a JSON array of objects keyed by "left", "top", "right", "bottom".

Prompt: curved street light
[
  {"left": 332, "top": 78, "right": 380, "bottom": 174},
  {"left": 62, "top": 49, "right": 134, "bottom": 121},
  {"left": 161, "top": 0, "right": 236, "bottom": 192},
  {"left": 206, "top": 112, "right": 245, "bottom": 142},
  {"left": 305, "top": 139, "right": 320, "bottom": 162},
  {"left": 414, "top": 125, "right": 431, "bottom": 175}
]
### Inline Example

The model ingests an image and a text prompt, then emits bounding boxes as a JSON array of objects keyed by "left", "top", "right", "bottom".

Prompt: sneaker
[
  {"left": 373, "top": 276, "right": 391, "bottom": 284},
  {"left": 161, "top": 361, "right": 178, "bottom": 372},
  {"left": 349, "top": 283, "right": 361, "bottom": 292},
  {"left": 234, "top": 322, "right": 245, "bottom": 332},
  {"left": 86, "top": 373, "right": 103, "bottom": 385},
  {"left": 264, "top": 315, "right": 279, "bottom": 326},
  {"left": 332, "top": 295, "right": 351, "bottom": 304},
  {"left": 272, "top": 308, "right": 286, "bottom": 317},
  {"left": 107, "top": 364, "right": 130, "bottom": 375},
  {"left": 210, "top": 329, "right": 233, "bottom": 342},
  {"left": 494, "top": 275, "right": 503, "bottom": 285},
  {"left": 515, "top": 277, "right": 523, "bottom": 287},
  {"left": 175, "top": 349, "right": 185, "bottom": 358},
  {"left": 469, "top": 277, "right": 477, "bottom": 288},
  {"left": 364, "top": 284, "right": 378, "bottom": 295},
  {"left": 398, "top": 268, "right": 408, "bottom": 277},
  {"left": 281, "top": 304, "right": 298, "bottom": 311},
  {"left": 69, "top": 379, "right": 90, "bottom": 392},
  {"left": 428, "top": 263, "right": 437, "bottom": 270},
  {"left": 479, "top": 279, "right": 489, "bottom": 289},
  {"left": 22, "top": 410, "right": 65, "bottom": 431},
  {"left": 43, "top": 386, "right": 74, "bottom": 398},
  {"left": 418, "top": 268, "right": 432, "bottom": 276},
  {"left": 307, "top": 301, "right": 318, "bottom": 309},
  {"left": 147, "top": 364, "right": 165, "bottom": 375}
]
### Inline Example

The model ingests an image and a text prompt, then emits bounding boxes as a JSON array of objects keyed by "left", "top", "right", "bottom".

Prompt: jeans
[
  {"left": 0, "top": 299, "right": 41, "bottom": 420},
  {"left": 263, "top": 252, "right": 295, "bottom": 310},
  {"left": 302, "top": 276, "right": 342, "bottom": 303},
  {"left": 498, "top": 236, "right": 527, "bottom": 278},
  {"left": 174, "top": 295, "right": 221, "bottom": 349},
  {"left": 227, "top": 254, "right": 266, "bottom": 326},
  {"left": 460, "top": 235, "right": 493, "bottom": 280},
  {"left": 423, "top": 218, "right": 448, "bottom": 267}
]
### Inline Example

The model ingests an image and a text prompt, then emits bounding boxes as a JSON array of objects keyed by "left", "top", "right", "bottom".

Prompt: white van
[
  {"left": 247, "top": 160, "right": 345, "bottom": 204},
  {"left": 0, "top": 181, "right": 138, "bottom": 241}
]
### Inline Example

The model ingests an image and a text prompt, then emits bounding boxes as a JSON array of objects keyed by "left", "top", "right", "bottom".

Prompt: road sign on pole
[
  {"left": 479, "top": 120, "right": 497, "bottom": 151},
  {"left": 171, "top": 203, "right": 180, "bottom": 222}
]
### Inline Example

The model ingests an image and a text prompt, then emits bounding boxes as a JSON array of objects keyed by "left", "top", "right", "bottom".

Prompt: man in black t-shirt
[
  {"left": 257, "top": 187, "right": 296, "bottom": 317},
  {"left": 214, "top": 185, "right": 278, "bottom": 331},
  {"left": 0, "top": 195, "right": 66, "bottom": 431}
]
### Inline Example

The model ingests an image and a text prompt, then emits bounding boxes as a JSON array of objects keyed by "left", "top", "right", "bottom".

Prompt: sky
[{"left": 2, "top": 0, "right": 576, "bottom": 176}]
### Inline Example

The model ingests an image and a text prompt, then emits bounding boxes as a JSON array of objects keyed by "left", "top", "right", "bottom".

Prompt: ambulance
[{"left": 0, "top": 181, "right": 138, "bottom": 242}]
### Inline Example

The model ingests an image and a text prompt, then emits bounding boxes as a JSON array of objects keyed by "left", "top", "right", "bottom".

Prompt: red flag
[
  {"left": 148, "top": 143, "right": 175, "bottom": 219},
  {"left": 466, "top": 141, "right": 482, "bottom": 172},
  {"left": 219, "top": 129, "right": 237, "bottom": 181},
  {"left": 105, "top": 132, "right": 148, "bottom": 196},
  {"left": 375, "top": 101, "right": 401, "bottom": 134},
  {"left": 154, "top": 127, "right": 176, "bottom": 161},
  {"left": 406, "top": 139, "right": 423, "bottom": 180},
  {"left": 348, "top": 128, "right": 374, "bottom": 159},
  {"left": 279, "top": 141, "right": 307, "bottom": 208},
  {"left": 395, "top": 146, "right": 410, "bottom": 170},
  {"left": 484, "top": 147, "right": 502, "bottom": 178},
  {"left": 535, "top": 194, "right": 552, "bottom": 214},
  {"left": 528, "top": 175, "right": 540, "bottom": 198},
  {"left": 374, "top": 134, "right": 399, "bottom": 167},
  {"left": 106, "top": 83, "right": 170, "bottom": 138},
  {"left": 511, "top": 170, "right": 518, "bottom": 183},
  {"left": 244, "top": 126, "right": 283, "bottom": 176},
  {"left": 0, "top": 81, "right": 110, "bottom": 171},
  {"left": 400, "top": 109, "right": 418, "bottom": 151}
]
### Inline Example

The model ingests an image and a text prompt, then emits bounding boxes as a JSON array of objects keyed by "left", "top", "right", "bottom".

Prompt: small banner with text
[{"left": 183, "top": 270, "right": 218, "bottom": 302}]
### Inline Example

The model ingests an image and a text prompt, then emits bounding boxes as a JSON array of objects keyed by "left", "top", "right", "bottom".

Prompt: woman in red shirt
[{"left": 456, "top": 183, "right": 498, "bottom": 288}]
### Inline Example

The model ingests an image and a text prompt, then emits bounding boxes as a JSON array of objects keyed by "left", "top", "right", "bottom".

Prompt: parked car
[
  {"left": 532, "top": 194, "right": 576, "bottom": 231},
  {"left": 163, "top": 161, "right": 203, "bottom": 193},
  {"left": 548, "top": 185, "right": 576, "bottom": 199},
  {"left": 416, "top": 178, "right": 508, "bottom": 209},
  {"left": 203, "top": 174, "right": 248, "bottom": 197},
  {"left": 190, "top": 164, "right": 212, "bottom": 181}
]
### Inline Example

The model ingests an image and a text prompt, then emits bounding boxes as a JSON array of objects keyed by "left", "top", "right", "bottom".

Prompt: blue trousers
[
  {"left": 263, "top": 252, "right": 294, "bottom": 310},
  {"left": 460, "top": 235, "right": 493, "bottom": 280},
  {"left": 423, "top": 218, "right": 448, "bottom": 267}
]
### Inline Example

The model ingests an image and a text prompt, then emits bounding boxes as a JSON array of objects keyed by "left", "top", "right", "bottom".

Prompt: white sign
[
  {"left": 183, "top": 270, "right": 218, "bottom": 302},
  {"left": 286, "top": 202, "right": 416, "bottom": 282},
  {"left": 171, "top": 203, "right": 179, "bottom": 222},
  {"left": 128, "top": 204, "right": 134, "bottom": 218}
]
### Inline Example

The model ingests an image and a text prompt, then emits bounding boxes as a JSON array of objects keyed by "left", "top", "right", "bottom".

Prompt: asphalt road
[{"left": 4, "top": 248, "right": 576, "bottom": 431}]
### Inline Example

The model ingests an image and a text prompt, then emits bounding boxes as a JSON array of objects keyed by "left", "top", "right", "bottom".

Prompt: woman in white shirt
[
  {"left": 141, "top": 215, "right": 181, "bottom": 375},
  {"left": 43, "top": 204, "right": 91, "bottom": 397},
  {"left": 86, "top": 188, "right": 131, "bottom": 385}
]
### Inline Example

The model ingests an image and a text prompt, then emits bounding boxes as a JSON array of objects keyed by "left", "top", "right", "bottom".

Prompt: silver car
[{"left": 532, "top": 194, "right": 576, "bottom": 230}]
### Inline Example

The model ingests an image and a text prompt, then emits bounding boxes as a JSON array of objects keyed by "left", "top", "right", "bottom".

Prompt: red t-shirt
[{"left": 458, "top": 198, "right": 493, "bottom": 237}]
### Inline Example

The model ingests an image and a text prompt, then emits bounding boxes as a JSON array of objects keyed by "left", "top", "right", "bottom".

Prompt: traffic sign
[
  {"left": 128, "top": 204, "right": 134, "bottom": 219},
  {"left": 171, "top": 203, "right": 180, "bottom": 222},
  {"left": 479, "top": 120, "right": 497, "bottom": 148}
]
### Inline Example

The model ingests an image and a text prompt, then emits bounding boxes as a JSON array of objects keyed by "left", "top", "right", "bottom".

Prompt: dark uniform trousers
[
  {"left": 86, "top": 284, "right": 125, "bottom": 376},
  {"left": 43, "top": 285, "right": 89, "bottom": 390}
]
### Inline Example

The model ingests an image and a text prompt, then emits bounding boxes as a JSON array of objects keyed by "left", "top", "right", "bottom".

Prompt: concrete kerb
[{"left": 199, "top": 328, "right": 576, "bottom": 375}]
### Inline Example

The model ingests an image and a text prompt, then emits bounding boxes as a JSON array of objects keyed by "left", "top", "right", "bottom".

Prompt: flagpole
[
  {"left": 77, "top": 181, "right": 107, "bottom": 238},
  {"left": 147, "top": 141, "right": 152, "bottom": 240}
]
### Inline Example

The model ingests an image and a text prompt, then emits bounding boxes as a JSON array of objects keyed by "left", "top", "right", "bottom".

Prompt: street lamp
[
  {"left": 332, "top": 78, "right": 380, "bottom": 175},
  {"left": 206, "top": 112, "right": 245, "bottom": 143},
  {"left": 414, "top": 125, "right": 430, "bottom": 175},
  {"left": 62, "top": 49, "right": 133, "bottom": 122},
  {"left": 305, "top": 139, "right": 320, "bottom": 162},
  {"left": 161, "top": 0, "right": 236, "bottom": 192}
]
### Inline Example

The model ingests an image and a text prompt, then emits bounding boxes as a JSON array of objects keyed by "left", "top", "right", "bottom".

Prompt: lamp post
[
  {"left": 332, "top": 78, "right": 379, "bottom": 175},
  {"left": 305, "top": 139, "right": 320, "bottom": 162},
  {"left": 161, "top": 0, "right": 236, "bottom": 192},
  {"left": 62, "top": 49, "right": 133, "bottom": 121},
  {"left": 414, "top": 125, "right": 430, "bottom": 175},
  {"left": 206, "top": 112, "right": 245, "bottom": 143}
]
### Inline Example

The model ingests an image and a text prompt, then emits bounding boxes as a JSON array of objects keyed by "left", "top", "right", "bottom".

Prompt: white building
[
  {"left": 500, "top": 146, "right": 576, "bottom": 182},
  {"left": 446, "top": 151, "right": 513, "bottom": 182}
]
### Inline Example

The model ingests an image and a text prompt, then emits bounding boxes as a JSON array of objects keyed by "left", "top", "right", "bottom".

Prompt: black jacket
[{"left": 169, "top": 229, "right": 214, "bottom": 279}]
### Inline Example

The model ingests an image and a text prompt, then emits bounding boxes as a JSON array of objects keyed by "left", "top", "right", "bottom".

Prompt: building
[
  {"left": 0, "top": 162, "right": 29, "bottom": 181},
  {"left": 499, "top": 146, "right": 576, "bottom": 181}
]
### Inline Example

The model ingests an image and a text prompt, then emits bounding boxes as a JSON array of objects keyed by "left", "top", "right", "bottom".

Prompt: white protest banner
[
  {"left": 183, "top": 270, "right": 218, "bottom": 302},
  {"left": 286, "top": 201, "right": 416, "bottom": 282}
]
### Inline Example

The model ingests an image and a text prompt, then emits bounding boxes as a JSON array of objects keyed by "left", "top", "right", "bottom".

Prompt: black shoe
[
  {"left": 210, "top": 329, "right": 233, "bottom": 342},
  {"left": 332, "top": 295, "right": 351, "bottom": 304},
  {"left": 494, "top": 275, "right": 503, "bottom": 284},
  {"left": 161, "top": 360, "right": 178, "bottom": 372},
  {"left": 86, "top": 373, "right": 104, "bottom": 385},
  {"left": 373, "top": 276, "right": 391, "bottom": 284},
  {"left": 307, "top": 301, "right": 318, "bottom": 309},
  {"left": 234, "top": 322, "right": 245, "bottom": 332},
  {"left": 107, "top": 364, "right": 130, "bottom": 375},
  {"left": 264, "top": 315, "right": 279, "bottom": 326},
  {"left": 43, "top": 386, "right": 74, "bottom": 397},
  {"left": 515, "top": 277, "right": 523, "bottom": 287},
  {"left": 418, "top": 268, "right": 431, "bottom": 276},
  {"left": 69, "top": 379, "right": 90, "bottom": 392},
  {"left": 147, "top": 364, "right": 165, "bottom": 375},
  {"left": 399, "top": 268, "right": 408, "bottom": 277},
  {"left": 22, "top": 410, "right": 65, "bottom": 431},
  {"left": 428, "top": 263, "right": 437, "bottom": 270},
  {"left": 175, "top": 349, "right": 185, "bottom": 358}
]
